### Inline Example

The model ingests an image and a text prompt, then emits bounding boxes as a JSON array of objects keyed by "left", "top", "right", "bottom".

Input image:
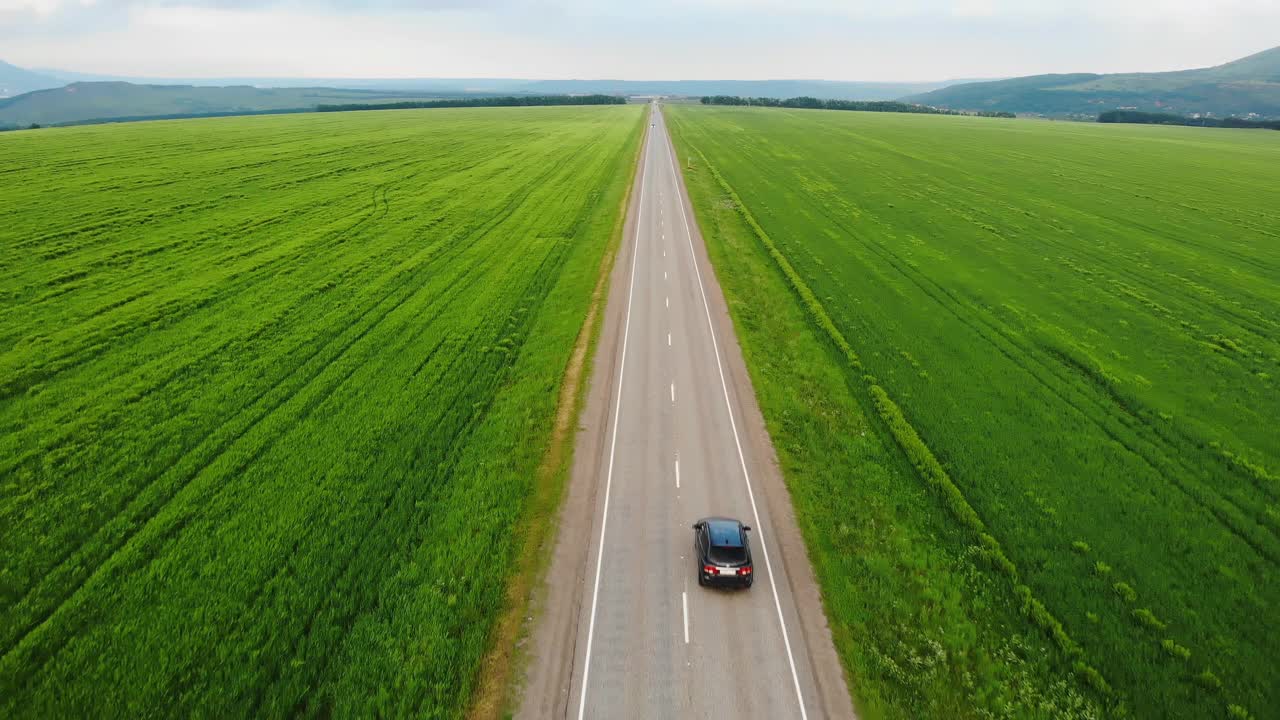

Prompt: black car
[{"left": 692, "top": 517, "right": 753, "bottom": 588}]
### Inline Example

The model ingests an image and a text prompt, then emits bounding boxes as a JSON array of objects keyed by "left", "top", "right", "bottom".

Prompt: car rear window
[{"left": 709, "top": 545, "right": 747, "bottom": 564}]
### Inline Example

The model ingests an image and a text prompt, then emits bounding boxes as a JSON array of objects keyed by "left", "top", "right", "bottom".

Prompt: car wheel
[
  {"left": 745, "top": 576, "right": 753, "bottom": 588},
  {"left": 698, "top": 573, "right": 707, "bottom": 587}
]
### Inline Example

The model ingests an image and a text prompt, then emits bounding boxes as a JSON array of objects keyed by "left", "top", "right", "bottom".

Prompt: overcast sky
[{"left": 2, "top": 0, "right": 1278, "bottom": 81}]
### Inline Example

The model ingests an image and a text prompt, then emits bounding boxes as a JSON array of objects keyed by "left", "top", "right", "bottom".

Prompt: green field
[
  {"left": 667, "top": 105, "right": 1280, "bottom": 718},
  {"left": 0, "top": 105, "right": 643, "bottom": 716}
]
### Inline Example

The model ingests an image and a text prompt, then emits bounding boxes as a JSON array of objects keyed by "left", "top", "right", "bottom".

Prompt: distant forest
[
  {"left": 317, "top": 94, "right": 626, "bottom": 112},
  {"left": 1, "top": 93, "right": 629, "bottom": 131},
  {"left": 1098, "top": 110, "right": 1280, "bottom": 130},
  {"left": 700, "top": 95, "right": 1015, "bottom": 118}
]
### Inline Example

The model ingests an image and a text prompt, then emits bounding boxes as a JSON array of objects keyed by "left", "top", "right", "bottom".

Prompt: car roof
[{"left": 705, "top": 518, "right": 744, "bottom": 547}]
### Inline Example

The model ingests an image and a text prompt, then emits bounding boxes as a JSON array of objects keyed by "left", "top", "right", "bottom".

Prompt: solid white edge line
[
  {"left": 576, "top": 114, "right": 650, "bottom": 720},
  {"left": 682, "top": 591, "right": 689, "bottom": 644},
  {"left": 661, "top": 110, "right": 810, "bottom": 720}
]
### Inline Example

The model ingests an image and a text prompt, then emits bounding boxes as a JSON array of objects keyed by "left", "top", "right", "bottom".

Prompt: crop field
[
  {"left": 667, "top": 105, "right": 1279, "bottom": 718},
  {"left": 0, "top": 105, "right": 643, "bottom": 716}
]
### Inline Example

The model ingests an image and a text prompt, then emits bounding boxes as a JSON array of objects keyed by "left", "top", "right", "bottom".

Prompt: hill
[
  {"left": 0, "top": 82, "right": 445, "bottom": 127},
  {"left": 0, "top": 60, "right": 61, "bottom": 98},
  {"left": 511, "top": 78, "right": 974, "bottom": 99},
  {"left": 904, "top": 46, "right": 1280, "bottom": 118},
  {"left": 0, "top": 76, "right": 992, "bottom": 129},
  {"left": 20, "top": 64, "right": 982, "bottom": 100}
]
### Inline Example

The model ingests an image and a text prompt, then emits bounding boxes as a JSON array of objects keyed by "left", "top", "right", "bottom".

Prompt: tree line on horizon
[
  {"left": 1098, "top": 109, "right": 1280, "bottom": 130},
  {"left": 699, "top": 95, "right": 1015, "bottom": 118},
  {"left": 1, "top": 94, "right": 629, "bottom": 131},
  {"left": 317, "top": 94, "right": 626, "bottom": 113}
]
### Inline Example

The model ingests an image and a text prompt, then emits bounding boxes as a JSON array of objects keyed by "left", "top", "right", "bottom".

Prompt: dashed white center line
[
  {"left": 664, "top": 271, "right": 668, "bottom": 280},
  {"left": 668, "top": 332, "right": 671, "bottom": 346},
  {"left": 682, "top": 591, "right": 689, "bottom": 644},
  {"left": 663, "top": 129, "right": 809, "bottom": 719},
  {"left": 665, "top": 296, "right": 669, "bottom": 308},
  {"left": 675, "top": 457, "right": 680, "bottom": 488},
  {"left": 670, "top": 383, "right": 675, "bottom": 403}
]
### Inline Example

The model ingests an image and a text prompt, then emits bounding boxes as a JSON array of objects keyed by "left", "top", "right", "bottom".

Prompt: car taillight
[
  {"left": 703, "top": 565, "right": 716, "bottom": 575},
  {"left": 737, "top": 566, "right": 752, "bottom": 576}
]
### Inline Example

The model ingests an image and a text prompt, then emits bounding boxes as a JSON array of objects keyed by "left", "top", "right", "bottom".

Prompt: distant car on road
[{"left": 693, "top": 517, "right": 753, "bottom": 588}]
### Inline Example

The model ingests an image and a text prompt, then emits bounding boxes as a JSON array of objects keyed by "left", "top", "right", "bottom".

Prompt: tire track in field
[
  {"left": 817, "top": 194, "right": 1280, "bottom": 567},
  {"left": 846, "top": 143, "right": 1280, "bottom": 351},
  {"left": 249, "top": 219, "right": 579, "bottom": 718},
  {"left": 138, "top": 232, "right": 517, "bottom": 712},
  {"left": 1, "top": 147, "right": 464, "bottom": 482},
  {"left": 0, "top": 200, "right": 431, "bottom": 569},
  {"left": 1, "top": 151, "right": 447, "bottom": 398},
  {"left": 0, "top": 209, "right": 503, "bottom": 668},
  {"left": 960, "top": 186, "right": 1280, "bottom": 346},
  {"left": 218, "top": 244, "right": 525, "bottom": 709},
  {"left": 771, "top": 140, "right": 1280, "bottom": 560},
  {"left": 219, "top": 326, "right": 495, "bottom": 715},
  {"left": 0, "top": 137, "right": 535, "bottom": 496},
  {"left": 813, "top": 117, "right": 1280, "bottom": 341},
  {"left": 1, "top": 138, "right": 587, "bottom": 688},
  {"left": 0, "top": 260, "right": 449, "bottom": 684},
  {"left": 0, "top": 169, "right": 494, "bottom": 642},
  {"left": 248, "top": 333, "right": 500, "bottom": 716}
]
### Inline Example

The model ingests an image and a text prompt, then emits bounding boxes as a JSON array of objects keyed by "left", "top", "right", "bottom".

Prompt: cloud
[
  {"left": 0, "top": 0, "right": 94, "bottom": 20},
  {"left": 0, "top": 0, "right": 64, "bottom": 14},
  {"left": 6, "top": 0, "right": 1280, "bottom": 27},
  {"left": 1, "top": 0, "right": 1277, "bottom": 80}
]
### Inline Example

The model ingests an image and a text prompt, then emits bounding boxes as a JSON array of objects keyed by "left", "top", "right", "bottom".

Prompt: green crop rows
[
  {"left": 667, "top": 105, "right": 1279, "bottom": 719},
  {"left": 0, "top": 105, "right": 643, "bottom": 716}
]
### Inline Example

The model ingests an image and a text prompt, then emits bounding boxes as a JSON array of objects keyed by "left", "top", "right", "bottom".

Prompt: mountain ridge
[
  {"left": 0, "top": 82, "right": 444, "bottom": 127},
  {"left": 7, "top": 65, "right": 980, "bottom": 100},
  {"left": 0, "top": 60, "right": 62, "bottom": 98},
  {"left": 904, "top": 46, "right": 1280, "bottom": 118}
]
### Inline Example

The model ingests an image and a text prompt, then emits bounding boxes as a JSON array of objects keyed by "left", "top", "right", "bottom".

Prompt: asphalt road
[{"left": 517, "top": 103, "right": 855, "bottom": 720}]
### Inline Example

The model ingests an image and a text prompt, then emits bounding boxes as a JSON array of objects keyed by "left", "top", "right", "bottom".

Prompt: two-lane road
[{"left": 518, "top": 103, "right": 855, "bottom": 720}]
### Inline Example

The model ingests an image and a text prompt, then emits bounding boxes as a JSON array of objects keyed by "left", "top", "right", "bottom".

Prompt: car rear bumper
[{"left": 701, "top": 570, "right": 752, "bottom": 587}]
